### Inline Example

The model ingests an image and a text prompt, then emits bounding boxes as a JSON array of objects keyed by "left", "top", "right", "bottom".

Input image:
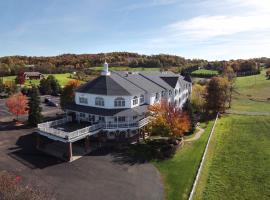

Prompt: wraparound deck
[{"left": 37, "top": 116, "right": 151, "bottom": 143}]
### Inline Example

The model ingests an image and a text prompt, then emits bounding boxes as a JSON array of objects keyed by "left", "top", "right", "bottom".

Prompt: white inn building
[{"left": 37, "top": 62, "right": 192, "bottom": 161}]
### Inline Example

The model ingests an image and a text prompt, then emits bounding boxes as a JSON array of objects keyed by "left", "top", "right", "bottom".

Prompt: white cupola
[{"left": 101, "top": 60, "right": 111, "bottom": 76}]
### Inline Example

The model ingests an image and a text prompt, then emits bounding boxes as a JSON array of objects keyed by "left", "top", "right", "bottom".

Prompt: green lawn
[
  {"left": 231, "top": 69, "right": 270, "bottom": 112},
  {"left": 153, "top": 121, "right": 214, "bottom": 200},
  {"left": 194, "top": 115, "right": 270, "bottom": 200},
  {"left": 191, "top": 69, "right": 219, "bottom": 76},
  {"left": 3, "top": 73, "right": 77, "bottom": 87}
]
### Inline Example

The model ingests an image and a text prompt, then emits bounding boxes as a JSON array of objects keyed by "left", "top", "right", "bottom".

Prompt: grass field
[
  {"left": 194, "top": 115, "right": 270, "bottom": 200},
  {"left": 153, "top": 121, "right": 214, "bottom": 200},
  {"left": 231, "top": 69, "right": 270, "bottom": 112},
  {"left": 191, "top": 69, "right": 219, "bottom": 76},
  {"left": 3, "top": 73, "right": 77, "bottom": 87}
]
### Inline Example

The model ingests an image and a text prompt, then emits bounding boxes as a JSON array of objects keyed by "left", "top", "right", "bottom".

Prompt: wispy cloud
[{"left": 141, "top": 0, "right": 270, "bottom": 59}]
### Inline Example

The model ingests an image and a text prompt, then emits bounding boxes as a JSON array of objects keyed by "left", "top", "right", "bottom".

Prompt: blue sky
[{"left": 0, "top": 0, "right": 270, "bottom": 60}]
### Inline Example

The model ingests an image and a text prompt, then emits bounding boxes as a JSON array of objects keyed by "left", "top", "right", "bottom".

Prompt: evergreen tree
[{"left": 28, "top": 86, "right": 43, "bottom": 126}]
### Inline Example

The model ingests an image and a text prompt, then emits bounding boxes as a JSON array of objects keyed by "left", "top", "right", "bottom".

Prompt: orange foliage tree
[
  {"left": 5, "top": 92, "right": 28, "bottom": 120},
  {"left": 148, "top": 100, "right": 191, "bottom": 138},
  {"left": 60, "top": 80, "right": 81, "bottom": 109},
  {"left": 66, "top": 79, "right": 81, "bottom": 87}
]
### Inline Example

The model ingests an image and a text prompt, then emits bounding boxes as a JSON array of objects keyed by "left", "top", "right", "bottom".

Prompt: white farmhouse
[{"left": 37, "top": 62, "right": 192, "bottom": 161}]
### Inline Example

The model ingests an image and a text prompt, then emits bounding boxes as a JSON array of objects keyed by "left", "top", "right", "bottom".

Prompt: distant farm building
[{"left": 23, "top": 72, "right": 44, "bottom": 80}]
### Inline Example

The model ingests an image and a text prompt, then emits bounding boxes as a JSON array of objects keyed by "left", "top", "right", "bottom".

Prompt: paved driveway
[{"left": 0, "top": 125, "right": 163, "bottom": 200}]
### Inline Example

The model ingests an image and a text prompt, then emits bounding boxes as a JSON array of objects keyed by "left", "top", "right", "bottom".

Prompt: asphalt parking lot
[
  {"left": 0, "top": 126, "right": 163, "bottom": 200},
  {"left": 0, "top": 95, "right": 63, "bottom": 122}
]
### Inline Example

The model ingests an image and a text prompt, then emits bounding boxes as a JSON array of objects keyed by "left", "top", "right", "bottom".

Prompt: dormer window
[
  {"left": 132, "top": 96, "right": 139, "bottom": 105},
  {"left": 95, "top": 97, "right": 104, "bottom": 106},
  {"left": 140, "top": 95, "right": 144, "bottom": 104},
  {"left": 114, "top": 97, "right": 125, "bottom": 107},
  {"left": 79, "top": 97, "right": 88, "bottom": 104}
]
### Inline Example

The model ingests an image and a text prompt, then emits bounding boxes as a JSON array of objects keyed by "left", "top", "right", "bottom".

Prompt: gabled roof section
[
  {"left": 76, "top": 73, "right": 144, "bottom": 95},
  {"left": 139, "top": 71, "right": 177, "bottom": 90},
  {"left": 113, "top": 71, "right": 164, "bottom": 93},
  {"left": 160, "top": 76, "right": 179, "bottom": 88}
]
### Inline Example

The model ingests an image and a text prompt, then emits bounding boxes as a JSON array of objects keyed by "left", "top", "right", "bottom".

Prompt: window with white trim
[
  {"left": 169, "top": 90, "right": 172, "bottom": 96},
  {"left": 132, "top": 96, "right": 138, "bottom": 105},
  {"left": 79, "top": 97, "right": 88, "bottom": 104},
  {"left": 114, "top": 97, "right": 125, "bottom": 107},
  {"left": 95, "top": 97, "right": 104, "bottom": 106},
  {"left": 80, "top": 112, "right": 86, "bottom": 118},
  {"left": 155, "top": 93, "right": 160, "bottom": 101},
  {"left": 139, "top": 95, "right": 144, "bottom": 104}
]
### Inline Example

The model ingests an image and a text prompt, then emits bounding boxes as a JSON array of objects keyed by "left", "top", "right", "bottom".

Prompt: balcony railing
[{"left": 37, "top": 116, "right": 152, "bottom": 141}]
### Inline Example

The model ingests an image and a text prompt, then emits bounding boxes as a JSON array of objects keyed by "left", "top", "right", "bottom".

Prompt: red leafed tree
[
  {"left": 5, "top": 92, "right": 28, "bottom": 120},
  {"left": 148, "top": 100, "right": 191, "bottom": 138},
  {"left": 15, "top": 71, "right": 25, "bottom": 85}
]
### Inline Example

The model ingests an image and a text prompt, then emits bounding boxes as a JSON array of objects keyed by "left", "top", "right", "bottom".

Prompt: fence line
[{"left": 188, "top": 113, "right": 219, "bottom": 200}]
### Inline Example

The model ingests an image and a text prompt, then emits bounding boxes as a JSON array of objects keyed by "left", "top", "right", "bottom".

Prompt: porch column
[
  {"left": 36, "top": 134, "right": 41, "bottom": 149},
  {"left": 67, "top": 142, "right": 73, "bottom": 161},
  {"left": 85, "top": 136, "right": 90, "bottom": 152}
]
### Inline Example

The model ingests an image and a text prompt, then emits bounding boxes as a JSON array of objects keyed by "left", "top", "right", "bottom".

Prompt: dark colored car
[
  {"left": 44, "top": 97, "right": 51, "bottom": 103},
  {"left": 47, "top": 101, "right": 58, "bottom": 107}
]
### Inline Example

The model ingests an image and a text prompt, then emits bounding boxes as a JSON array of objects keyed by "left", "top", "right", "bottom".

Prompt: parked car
[
  {"left": 47, "top": 101, "right": 58, "bottom": 107},
  {"left": 44, "top": 97, "right": 51, "bottom": 103}
]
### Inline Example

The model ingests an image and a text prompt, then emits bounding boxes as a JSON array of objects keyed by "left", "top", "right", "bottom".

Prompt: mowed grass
[
  {"left": 3, "top": 73, "right": 77, "bottom": 87},
  {"left": 153, "top": 121, "right": 214, "bottom": 200},
  {"left": 191, "top": 69, "right": 219, "bottom": 76},
  {"left": 194, "top": 115, "right": 270, "bottom": 200},
  {"left": 231, "top": 69, "right": 270, "bottom": 112}
]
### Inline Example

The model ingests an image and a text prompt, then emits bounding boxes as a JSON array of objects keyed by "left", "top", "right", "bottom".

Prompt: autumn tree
[
  {"left": 28, "top": 86, "right": 43, "bottom": 126},
  {"left": 205, "top": 77, "right": 230, "bottom": 114},
  {"left": 60, "top": 80, "right": 81, "bottom": 109},
  {"left": 5, "top": 92, "right": 28, "bottom": 120},
  {"left": 148, "top": 100, "right": 191, "bottom": 138},
  {"left": 183, "top": 100, "right": 196, "bottom": 133},
  {"left": 222, "top": 64, "right": 236, "bottom": 108},
  {"left": 266, "top": 68, "right": 270, "bottom": 80},
  {"left": 4, "top": 80, "right": 17, "bottom": 94},
  {"left": 15, "top": 71, "right": 25, "bottom": 86},
  {"left": 191, "top": 83, "right": 207, "bottom": 112}
]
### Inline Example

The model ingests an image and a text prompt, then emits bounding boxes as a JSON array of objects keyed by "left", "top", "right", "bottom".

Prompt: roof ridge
[{"left": 112, "top": 71, "right": 148, "bottom": 93}]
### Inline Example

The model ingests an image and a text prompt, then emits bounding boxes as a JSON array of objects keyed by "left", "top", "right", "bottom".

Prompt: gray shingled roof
[
  {"left": 76, "top": 73, "right": 144, "bottom": 95},
  {"left": 66, "top": 103, "right": 148, "bottom": 116},
  {"left": 113, "top": 71, "right": 164, "bottom": 93}
]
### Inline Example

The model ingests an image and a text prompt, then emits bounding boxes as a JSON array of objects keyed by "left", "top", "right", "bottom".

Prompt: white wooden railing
[{"left": 37, "top": 116, "right": 152, "bottom": 140}]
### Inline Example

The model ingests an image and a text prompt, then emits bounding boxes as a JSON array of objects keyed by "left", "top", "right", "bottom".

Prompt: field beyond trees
[
  {"left": 231, "top": 69, "right": 270, "bottom": 112},
  {"left": 191, "top": 69, "right": 219, "bottom": 76},
  {"left": 194, "top": 115, "right": 270, "bottom": 200},
  {"left": 3, "top": 73, "right": 77, "bottom": 87}
]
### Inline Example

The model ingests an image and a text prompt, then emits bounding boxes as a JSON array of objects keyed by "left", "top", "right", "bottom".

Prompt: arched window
[
  {"left": 95, "top": 97, "right": 104, "bottom": 106},
  {"left": 140, "top": 95, "right": 144, "bottom": 104},
  {"left": 132, "top": 96, "right": 138, "bottom": 105},
  {"left": 114, "top": 97, "right": 125, "bottom": 107}
]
